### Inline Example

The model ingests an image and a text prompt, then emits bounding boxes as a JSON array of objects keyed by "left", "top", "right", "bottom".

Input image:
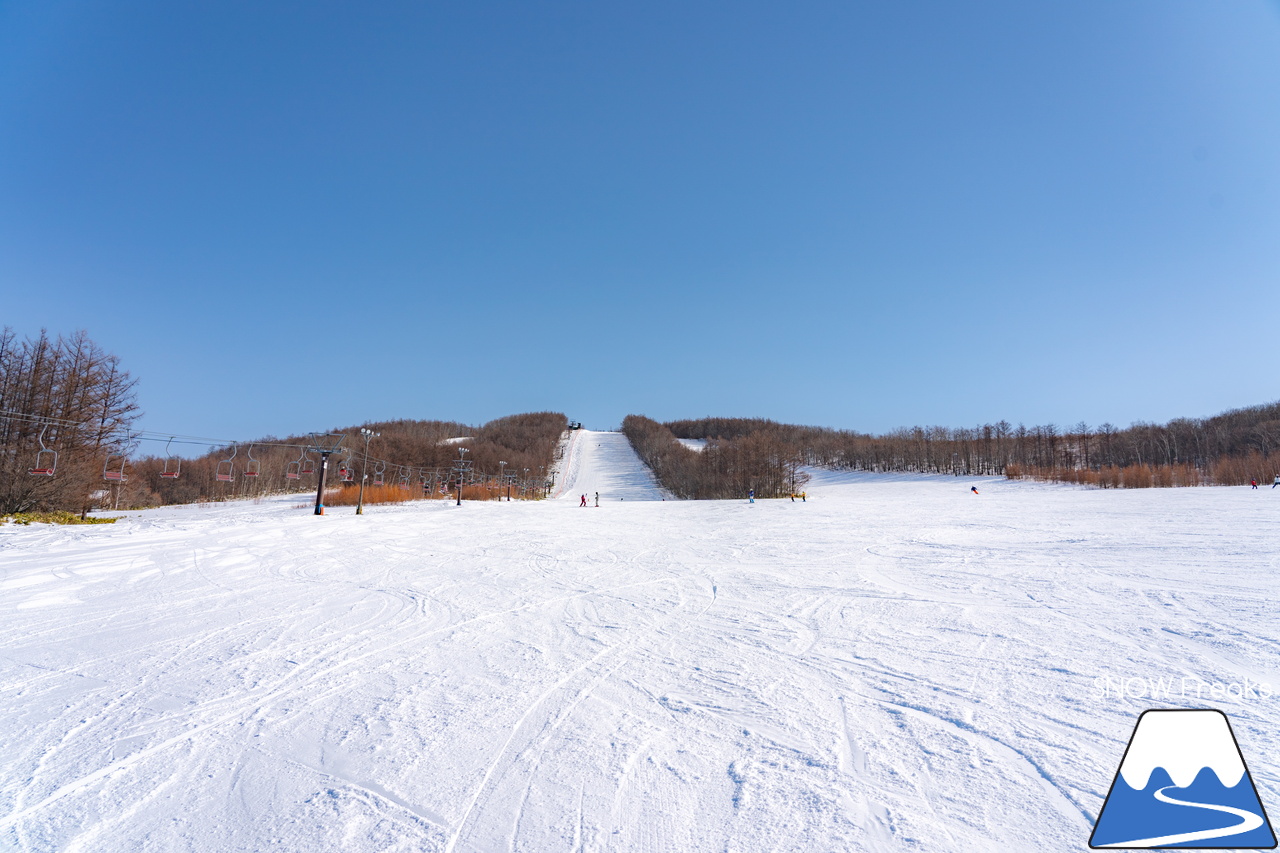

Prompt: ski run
[{"left": 2, "top": 429, "right": 1278, "bottom": 851}]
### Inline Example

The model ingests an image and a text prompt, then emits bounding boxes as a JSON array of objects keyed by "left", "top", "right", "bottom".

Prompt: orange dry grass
[
  {"left": 459, "top": 483, "right": 530, "bottom": 501},
  {"left": 323, "top": 485, "right": 415, "bottom": 506},
  {"left": 1005, "top": 463, "right": 1206, "bottom": 489},
  {"left": 323, "top": 483, "right": 538, "bottom": 505},
  {"left": 1210, "top": 451, "right": 1276, "bottom": 486}
]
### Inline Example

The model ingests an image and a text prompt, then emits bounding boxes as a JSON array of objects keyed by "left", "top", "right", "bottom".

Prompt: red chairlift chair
[
  {"left": 216, "top": 444, "right": 237, "bottom": 482},
  {"left": 103, "top": 453, "right": 128, "bottom": 483}
]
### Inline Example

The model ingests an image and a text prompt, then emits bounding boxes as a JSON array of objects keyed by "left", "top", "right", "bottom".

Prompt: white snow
[
  {"left": 553, "top": 429, "right": 667, "bottom": 501},
  {"left": 3, "top": 458, "right": 1279, "bottom": 851},
  {"left": 677, "top": 438, "right": 707, "bottom": 452}
]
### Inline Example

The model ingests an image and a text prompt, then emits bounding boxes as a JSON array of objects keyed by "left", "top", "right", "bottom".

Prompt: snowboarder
[
  {"left": 971, "top": 486, "right": 979, "bottom": 495},
  {"left": 1251, "top": 479, "right": 1259, "bottom": 489},
  {"left": 594, "top": 492, "right": 599, "bottom": 507},
  {"left": 580, "top": 494, "right": 587, "bottom": 507}
]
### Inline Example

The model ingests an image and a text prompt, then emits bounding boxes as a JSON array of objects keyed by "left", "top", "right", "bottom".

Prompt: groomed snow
[
  {"left": 553, "top": 429, "right": 667, "bottom": 502},
  {"left": 2, "top": 467, "right": 1279, "bottom": 851}
]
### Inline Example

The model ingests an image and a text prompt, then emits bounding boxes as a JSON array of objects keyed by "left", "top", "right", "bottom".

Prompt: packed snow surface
[
  {"left": 553, "top": 429, "right": 667, "bottom": 501},
  {"left": 3, "top": 441, "right": 1279, "bottom": 851}
]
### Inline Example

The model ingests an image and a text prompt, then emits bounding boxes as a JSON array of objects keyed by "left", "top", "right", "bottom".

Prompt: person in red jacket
[{"left": 580, "top": 494, "right": 587, "bottom": 507}]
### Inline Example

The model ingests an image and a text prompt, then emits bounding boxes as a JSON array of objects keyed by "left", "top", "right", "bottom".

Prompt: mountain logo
[{"left": 1090, "top": 709, "right": 1276, "bottom": 848}]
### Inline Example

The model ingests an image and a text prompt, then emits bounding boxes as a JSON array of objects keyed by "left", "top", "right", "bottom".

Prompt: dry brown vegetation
[
  {"left": 623, "top": 415, "right": 809, "bottom": 499},
  {"left": 322, "top": 481, "right": 519, "bottom": 506},
  {"left": 2, "top": 341, "right": 567, "bottom": 512},
  {"left": 1004, "top": 463, "right": 1206, "bottom": 488},
  {"left": 123, "top": 412, "right": 567, "bottom": 508}
]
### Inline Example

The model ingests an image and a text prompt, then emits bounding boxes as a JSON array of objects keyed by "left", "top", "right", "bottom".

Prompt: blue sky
[{"left": 2, "top": 1, "right": 1278, "bottom": 444}]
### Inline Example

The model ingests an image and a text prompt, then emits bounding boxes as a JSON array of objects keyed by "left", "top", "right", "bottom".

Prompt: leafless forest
[
  {"left": 1, "top": 327, "right": 565, "bottom": 513},
  {"left": 6, "top": 326, "right": 1277, "bottom": 514},
  {"left": 0, "top": 329, "right": 139, "bottom": 515},
  {"left": 627, "top": 405, "right": 1280, "bottom": 498},
  {"left": 124, "top": 411, "right": 568, "bottom": 509}
]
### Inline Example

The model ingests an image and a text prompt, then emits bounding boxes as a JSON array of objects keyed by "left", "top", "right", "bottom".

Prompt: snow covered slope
[
  {"left": 552, "top": 429, "right": 667, "bottom": 502},
  {"left": 2, "top": 474, "right": 1279, "bottom": 852}
]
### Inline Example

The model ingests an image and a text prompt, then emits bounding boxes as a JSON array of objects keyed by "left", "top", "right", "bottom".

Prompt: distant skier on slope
[
  {"left": 1251, "top": 479, "right": 1259, "bottom": 489},
  {"left": 580, "top": 494, "right": 587, "bottom": 507},
  {"left": 594, "top": 492, "right": 599, "bottom": 507},
  {"left": 971, "top": 486, "right": 979, "bottom": 495},
  {"left": 1274, "top": 475, "right": 1279, "bottom": 489}
]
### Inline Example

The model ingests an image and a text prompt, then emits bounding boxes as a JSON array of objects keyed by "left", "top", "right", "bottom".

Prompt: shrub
[{"left": 2, "top": 511, "right": 119, "bottom": 525}]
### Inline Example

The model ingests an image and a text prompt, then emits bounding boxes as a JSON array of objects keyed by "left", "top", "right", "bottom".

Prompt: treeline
[
  {"left": 645, "top": 404, "right": 1280, "bottom": 492},
  {"left": 0, "top": 329, "right": 139, "bottom": 515},
  {"left": 1, "top": 325, "right": 569, "bottom": 511},
  {"left": 622, "top": 415, "right": 809, "bottom": 499},
  {"left": 128, "top": 412, "right": 569, "bottom": 507}
]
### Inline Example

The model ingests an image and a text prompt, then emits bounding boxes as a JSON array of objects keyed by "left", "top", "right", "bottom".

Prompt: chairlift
[
  {"left": 338, "top": 456, "right": 355, "bottom": 482},
  {"left": 243, "top": 444, "right": 260, "bottom": 477},
  {"left": 286, "top": 444, "right": 306, "bottom": 480},
  {"left": 103, "top": 452, "right": 128, "bottom": 483},
  {"left": 161, "top": 437, "right": 181, "bottom": 479},
  {"left": 216, "top": 443, "right": 237, "bottom": 482},
  {"left": 28, "top": 423, "right": 57, "bottom": 476},
  {"left": 372, "top": 460, "right": 386, "bottom": 486},
  {"left": 300, "top": 453, "right": 315, "bottom": 476},
  {"left": 397, "top": 466, "right": 411, "bottom": 489}
]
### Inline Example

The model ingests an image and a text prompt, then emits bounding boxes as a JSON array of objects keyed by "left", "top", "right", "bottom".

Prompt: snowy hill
[
  {"left": 552, "top": 429, "right": 667, "bottom": 501},
  {"left": 2, "top": 462, "right": 1279, "bottom": 851}
]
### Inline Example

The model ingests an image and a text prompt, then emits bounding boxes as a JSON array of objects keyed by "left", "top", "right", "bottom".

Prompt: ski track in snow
[{"left": 2, "top": 438, "right": 1279, "bottom": 851}]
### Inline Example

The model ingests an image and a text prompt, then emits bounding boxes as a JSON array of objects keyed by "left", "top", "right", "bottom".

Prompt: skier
[
  {"left": 580, "top": 494, "right": 587, "bottom": 507},
  {"left": 749, "top": 488, "right": 755, "bottom": 504},
  {"left": 971, "top": 486, "right": 980, "bottom": 495},
  {"left": 1251, "top": 479, "right": 1259, "bottom": 489},
  {"left": 594, "top": 491, "right": 599, "bottom": 507},
  {"left": 1273, "top": 475, "right": 1279, "bottom": 489}
]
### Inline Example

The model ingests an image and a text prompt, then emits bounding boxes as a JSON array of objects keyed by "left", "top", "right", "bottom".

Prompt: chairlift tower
[
  {"left": 452, "top": 447, "right": 472, "bottom": 506},
  {"left": 307, "top": 433, "right": 347, "bottom": 515},
  {"left": 356, "top": 428, "right": 379, "bottom": 515}
]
